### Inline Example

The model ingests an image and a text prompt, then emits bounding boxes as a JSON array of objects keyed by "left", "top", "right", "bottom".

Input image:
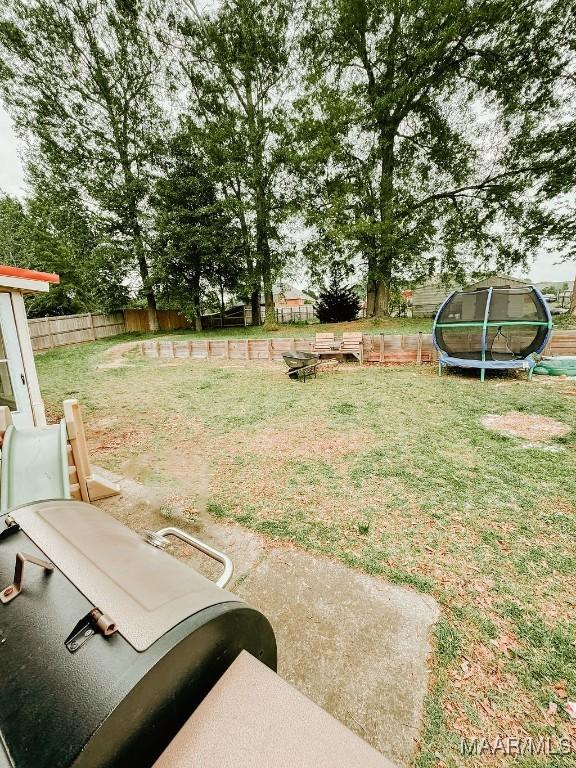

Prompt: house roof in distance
[
  {"left": 272, "top": 283, "right": 315, "bottom": 301},
  {"left": 0, "top": 265, "right": 60, "bottom": 293}
]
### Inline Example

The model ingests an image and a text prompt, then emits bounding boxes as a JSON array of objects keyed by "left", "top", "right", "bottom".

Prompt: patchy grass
[
  {"left": 37, "top": 340, "right": 576, "bottom": 767},
  {"left": 552, "top": 313, "right": 576, "bottom": 331},
  {"left": 149, "top": 315, "right": 432, "bottom": 339}
]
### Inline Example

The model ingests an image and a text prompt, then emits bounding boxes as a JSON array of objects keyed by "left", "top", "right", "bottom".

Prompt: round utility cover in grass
[{"left": 481, "top": 411, "right": 570, "bottom": 441}]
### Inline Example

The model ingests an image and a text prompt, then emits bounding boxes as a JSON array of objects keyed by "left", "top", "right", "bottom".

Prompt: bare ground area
[{"left": 481, "top": 411, "right": 571, "bottom": 441}]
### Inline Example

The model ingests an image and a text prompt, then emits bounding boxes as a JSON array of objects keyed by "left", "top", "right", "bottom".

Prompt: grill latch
[{"left": 1, "top": 551, "right": 54, "bottom": 603}]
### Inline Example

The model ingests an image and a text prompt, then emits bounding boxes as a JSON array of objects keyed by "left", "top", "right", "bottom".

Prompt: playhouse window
[{"left": 0, "top": 332, "right": 16, "bottom": 411}]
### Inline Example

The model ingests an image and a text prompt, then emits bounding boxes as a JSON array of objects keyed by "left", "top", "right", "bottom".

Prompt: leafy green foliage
[
  {"left": 296, "top": 0, "right": 576, "bottom": 315},
  {"left": 178, "top": 0, "right": 295, "bottom": 324},
  {"left": 0, "top": 0, "right": 574, "bottom": 324},
  {"left": 0, "top": 189, "right": 129, "bottom": 315},
  {"left": 0, "top": 0, "right": 168, "bottom": 316},
  {"left": 151, "top": 126, "right": 245, "bottom": 327}
]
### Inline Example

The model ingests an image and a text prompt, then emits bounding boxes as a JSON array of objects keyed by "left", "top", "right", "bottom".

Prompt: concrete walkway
[{"left": 99, "top": 474, "right": 439, "bottom": 767}]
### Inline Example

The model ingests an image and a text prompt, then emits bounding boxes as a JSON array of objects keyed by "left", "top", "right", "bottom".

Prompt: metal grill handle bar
[{"left": 144, "top": 527, "right": 234, "bottom": 589}]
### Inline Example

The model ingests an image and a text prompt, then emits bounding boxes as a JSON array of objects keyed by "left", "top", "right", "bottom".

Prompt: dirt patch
[
  {"left": 225, "top": 421, "right": 374, "bottom": 459},
  {"left": 481, "top": 411, "right": 571, "bottom": 441},
  {"left": 97, "top": 341, "right": 139, "bottom": 369}
]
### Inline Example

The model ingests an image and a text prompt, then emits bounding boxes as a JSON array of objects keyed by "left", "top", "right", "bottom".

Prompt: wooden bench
[
  {"left": 341, "top": 332, "right": 363, "bottom": 363},
  {"left": 314, "top": 332, "right": 339, "bottom": 358}
]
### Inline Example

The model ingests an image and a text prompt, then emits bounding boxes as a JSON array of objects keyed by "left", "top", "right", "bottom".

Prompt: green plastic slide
[{"left": 0, "top": 420, "right": 70, "bottom": 512}]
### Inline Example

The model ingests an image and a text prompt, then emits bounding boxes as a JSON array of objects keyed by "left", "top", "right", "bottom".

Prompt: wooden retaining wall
[{"left": 141, "top": 329, "right": 576, "bottom": 365}]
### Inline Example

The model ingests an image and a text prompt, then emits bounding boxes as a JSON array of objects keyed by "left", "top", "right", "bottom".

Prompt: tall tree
[
  {"left": 297, "top": 0, "right": 575, "bottom": 316},
  {"left": 151, "top": 126, "right": 244, "bottom": 330},
  {"left": 179, "top": 0, "right": 295, "bottom": 326},
  {"left": 0, "top": 0, "right": 167, "bottom": 328}
]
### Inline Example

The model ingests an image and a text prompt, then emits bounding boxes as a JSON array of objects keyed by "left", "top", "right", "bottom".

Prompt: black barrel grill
[{"left": 0, "top": 500, "right": 276, "bottom": 768}]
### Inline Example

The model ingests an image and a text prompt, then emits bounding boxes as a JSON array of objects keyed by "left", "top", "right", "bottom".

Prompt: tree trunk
[
  {"left": 230, "top": 175, "right": 260, "bottom": 325},
  {"left": 373, "top": 129, "right": 395, "bottom": 318},
  {"left": 250, "top": 287, "right": 261, "bottom": 326},
  {"left": 255, "top": 189, "right": 275, "bottom": 327},
  {"left": 570, "top": 275, "right": 576, "bottom": 316},
  {"left": 186, "top": 267, "right": 202, "bottom": 333},
  {"left": 264, "top": 289, "right": 275, "bottom": 325},
  {"left": 125, "top": 171, "right": 158, "bottom": 331},
  {"left": 220, "top": 280, "right": 226, "bottom": 324},
  {"left": 244, "top": 80, "right": 275, "bottom": 327},
  {"left": 365, "top": 253, "right": 378, "bottom": 317},
  {"left": 136, "top": 249, "right": 159, "bottom": 331},
  {"left": 260, "top": 253, "right": 275, "bottom": 327},
  {"left": 374, "top": 281, "right": 391, "bottom": 317}
]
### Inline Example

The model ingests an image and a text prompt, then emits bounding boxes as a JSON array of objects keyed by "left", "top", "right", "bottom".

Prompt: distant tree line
[{"left": 0, "top": 0, "right": 575, "bottom": 324}]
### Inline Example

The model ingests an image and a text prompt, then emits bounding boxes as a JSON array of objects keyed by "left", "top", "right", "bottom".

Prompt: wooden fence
[
  {"left": 124, "top": 308, "right": 189, "bottom": 333},
  {"left": 140, "top": 329, "right": 576, "bottom": 365},
  {"left": 29, "top": 308, "right": 189, "bottom": 351},
  {"left": 29, "top": 312, "right": 125, "bottom": 351},
  {"left": 205, "top": 305, "right": 319, "bottom": 327}
]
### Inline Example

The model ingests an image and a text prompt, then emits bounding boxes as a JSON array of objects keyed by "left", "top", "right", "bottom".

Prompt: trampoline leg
[
  {"left": 480, "top": 368, "right": 485, "bottom": 383},
  {"left": 438, "top": 362, "right": 442, "bottom": 377},
  {"left": 528, "top": 367, "right": 534, "bottom": 382}
]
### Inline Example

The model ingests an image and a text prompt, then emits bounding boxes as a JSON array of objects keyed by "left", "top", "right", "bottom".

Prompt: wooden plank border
[{"left": 140, "top": 329, "right": 576, "bottom": 366}]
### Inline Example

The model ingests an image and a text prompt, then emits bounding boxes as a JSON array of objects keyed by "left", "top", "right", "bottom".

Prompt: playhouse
[
  {"left": 0, "top": 265, "right": 59, "bottom": 427},
  {"left": 0, "top": 264, "right": 118, "bottom": 507}
]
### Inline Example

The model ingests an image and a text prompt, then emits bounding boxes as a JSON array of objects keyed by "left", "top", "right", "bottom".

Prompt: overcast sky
[{"left": 0, "top": 102, "right": 574, "bottom": 284}]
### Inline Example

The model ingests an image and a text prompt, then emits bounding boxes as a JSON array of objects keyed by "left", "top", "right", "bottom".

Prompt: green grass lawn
[
  {"left": 37, "top": 339, "right": 576, "bottom": 766},
  {"left": 157, "top": 315, "right": 433, "bottom": 339},
  {"left": 111, "top": 310, "right": 574, "bottom": 342}
]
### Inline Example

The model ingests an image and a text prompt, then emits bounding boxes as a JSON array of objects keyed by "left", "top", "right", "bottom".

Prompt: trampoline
[{"left": 433, "top": 286, "right": 553, "bottom": 381}]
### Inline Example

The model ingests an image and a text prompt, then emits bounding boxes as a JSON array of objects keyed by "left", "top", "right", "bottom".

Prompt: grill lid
[{"left": 9, "top": 500, "right": 240, "bottom": 651}]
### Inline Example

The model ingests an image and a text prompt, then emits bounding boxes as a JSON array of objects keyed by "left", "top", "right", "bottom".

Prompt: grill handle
[{"left": 144, "top": 527, "right": 234, "bottom": 589}]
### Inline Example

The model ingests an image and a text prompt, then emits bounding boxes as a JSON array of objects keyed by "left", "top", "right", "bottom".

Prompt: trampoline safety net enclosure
[{"left": 433, "top": 287, "right": 552, "bottom": 375}]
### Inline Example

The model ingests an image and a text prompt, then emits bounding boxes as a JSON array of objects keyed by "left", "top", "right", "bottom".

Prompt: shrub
[{"left": 315, "top": 271, "right": 361, "bottom": 323}]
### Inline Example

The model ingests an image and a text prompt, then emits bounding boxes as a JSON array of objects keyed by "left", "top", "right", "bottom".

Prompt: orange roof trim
[{"left": 0, "top": 265, "right": 60, "bottom": 284}]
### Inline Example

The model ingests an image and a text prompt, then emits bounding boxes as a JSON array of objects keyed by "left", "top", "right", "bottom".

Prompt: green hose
[{"left": 533, "top": 357, "right": 576, "bottom": 376}]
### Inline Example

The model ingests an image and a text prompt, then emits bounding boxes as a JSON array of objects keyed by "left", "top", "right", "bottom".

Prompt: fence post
[
  {"left": 205, "top": 340, "right": 210, "bottom": 359},
  {"left": 48, "top": 318, "right": 55, "bottom": 350},
  {"left": 268, "top": 339, "right": 273, "bottom": 361},
  {"left": 88, "top": 313, "right": 96, "bottom": 341},
  {"left": 417, "top": 332, "right": 423, "bottom": 364},
  {"left": 225, "top": 339, "right": 230, "bottom": 359},
  {"left": 379, "top": 333, "right": 385, "bottom": 363},
  {"left": 245, "top": 339, "right": 250, "bottom": 360}
]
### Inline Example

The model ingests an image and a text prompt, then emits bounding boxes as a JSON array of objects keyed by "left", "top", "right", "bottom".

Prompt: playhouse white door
[{"left": 0, "top": 294, "right": 33, "bottom": 427}]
